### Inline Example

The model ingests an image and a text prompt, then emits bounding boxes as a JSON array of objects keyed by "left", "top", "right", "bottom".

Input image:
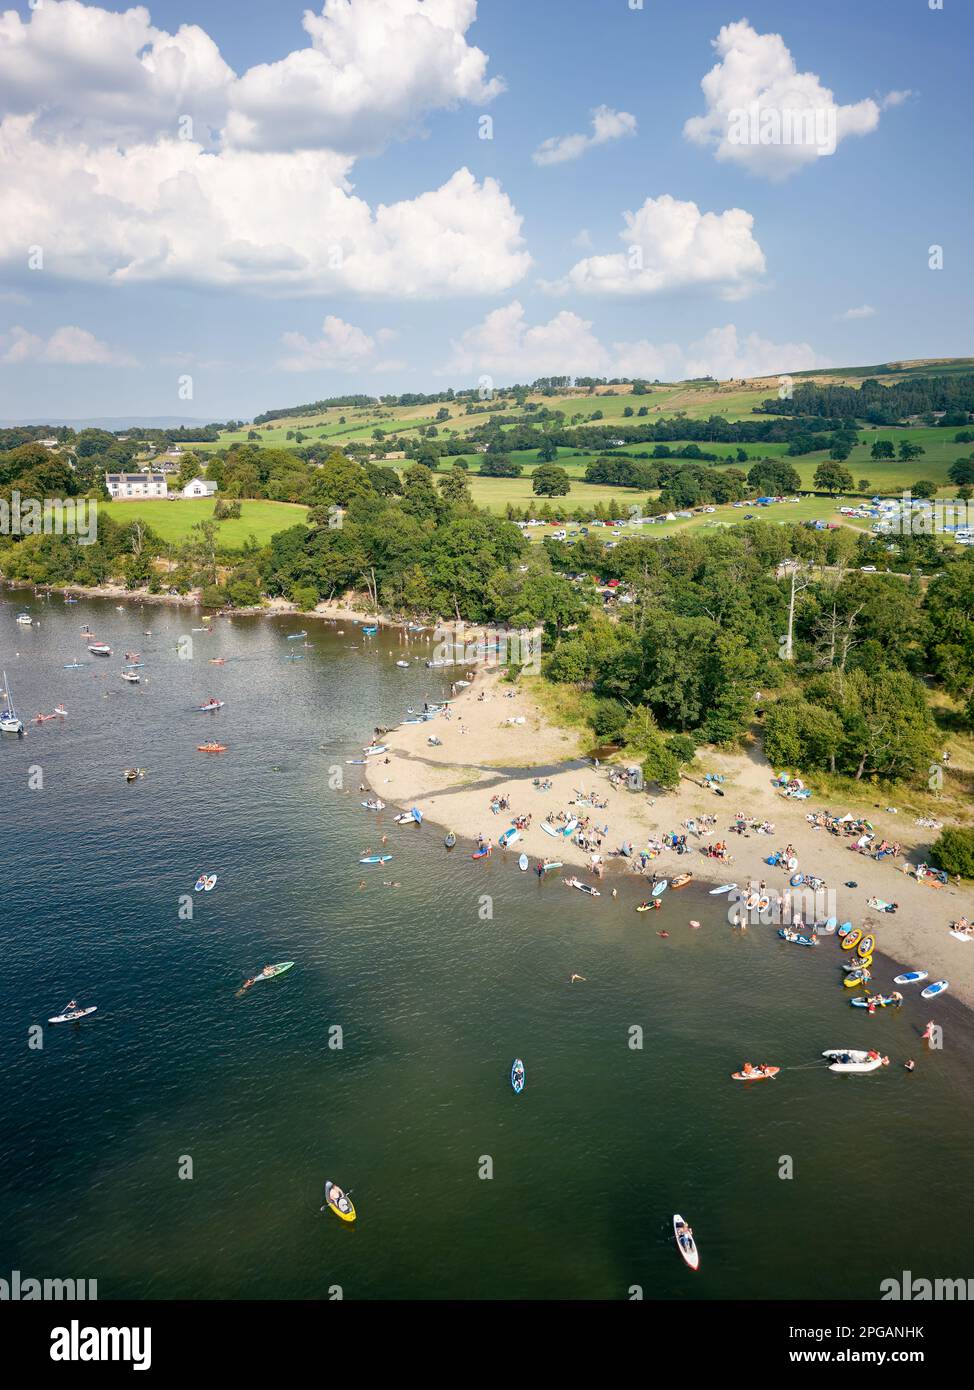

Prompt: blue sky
[{"left": 0, "top": 0, "right": 970, "bottom": 422}]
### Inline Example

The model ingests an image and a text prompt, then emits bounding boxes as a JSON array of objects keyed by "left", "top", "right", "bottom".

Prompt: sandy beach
[{"left": 366, "top": 667, "right": 974, "bottom": 1012}]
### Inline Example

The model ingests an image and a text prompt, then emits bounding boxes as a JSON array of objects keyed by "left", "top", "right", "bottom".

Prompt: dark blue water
[{"left": 2, "top": 591, "right": 973, "bottom": 1299}]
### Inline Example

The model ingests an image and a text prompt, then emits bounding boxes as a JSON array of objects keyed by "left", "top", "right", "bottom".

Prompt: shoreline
[
  {"left": 1, "top": 577, "right": 490, "bottom": 637},
  {"left": 365, "top": 667, "right": 974, "bottom": 1015}
]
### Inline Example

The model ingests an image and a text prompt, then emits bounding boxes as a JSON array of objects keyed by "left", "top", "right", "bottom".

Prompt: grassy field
[
  {"left": 465, "top": 475, "right": 647, "bottom": 514},
  {"left": 102, "top": 499, "right": 309, "bottom": 548}
]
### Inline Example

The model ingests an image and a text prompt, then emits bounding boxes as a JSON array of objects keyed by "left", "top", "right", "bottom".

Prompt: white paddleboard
[
  {"left": 541, "top": 822, "right": 561, "bottom": 837},
  {"left": 49, "top": 1006, "right": 97, "bottom": 1024},
  {"left": 673, "top": 1214, "right": 699, "bottom": 1271},
  {"left": 893, "top": 972, "right": 928, "bottom": 985},
  {"left": 652, "top": 880, "right": 668, "bottom": 896},
  {"left": 949, "top": 931, "right": 972, "bottom": 943},
  {"left": 921, "top": 980, "right": 949, "bottom": 999},
  {"left": 518, "top": 853, "right": 529, "bottom": 871},
  {"left": 709, "top": 883, "right": 737, "bottom": 895}
]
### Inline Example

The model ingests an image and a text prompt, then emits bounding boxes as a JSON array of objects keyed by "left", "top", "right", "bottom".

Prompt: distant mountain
[{"left": 0, "top": 416, "right": 213, "bottom": 429}]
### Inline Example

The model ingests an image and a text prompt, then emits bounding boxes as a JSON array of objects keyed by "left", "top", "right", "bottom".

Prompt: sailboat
[{"left": 0, "top": 671, "right": 24, "bottom": 734}]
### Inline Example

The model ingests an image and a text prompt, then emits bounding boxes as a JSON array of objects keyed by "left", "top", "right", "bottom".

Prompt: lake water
[{"left": 2, "top": 591, "right": 973, "bottom": 1300}]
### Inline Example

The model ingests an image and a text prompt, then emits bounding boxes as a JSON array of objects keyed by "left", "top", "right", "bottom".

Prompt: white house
[
  {"left": 105, "top": 472, "right": 168, "bottom": 499},
  {"left": 181, "top": 478, "right": 218, "bottom": 498}
]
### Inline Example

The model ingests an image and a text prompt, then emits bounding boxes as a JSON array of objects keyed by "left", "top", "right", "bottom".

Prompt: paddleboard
[
  {"left": 709, "top": 883, "right": 737, "bottom": 895},
  {"left": 256, "top": 962, "right": 294, "bottom": 981},
  {"left": 193, "top": 875, "right": 208, "bottom": 892},
  {"left": 203, "top": 874, "right": 217, "bottom": 892},
  {"left": 673, "top": 1215, "right": 699, "bottom": 1271},
  {"left": 542, "top": 861, "right": 562, "bottom": 872},
  {"left": 541, "top": 822, "right": 561, "bottom": 837},
  {"left": 949, "top": 930, "right": 972, "bottom": 943},
  {"left": 652, "top": 880, "right": 668, "bottom": 896},
  {"left": 48, "top": 1006, "right": 97, "bottom": 1024},
  {"left": 511, "top": 1058, "right": 525, "bottom": 1094},
  {"left": 518, "top": 853, "right": 529, "bottom": 871},
  {"left": 471, "top": 847, "right": 491, "bottom": 860},
  {"left": 921, "top": 980, "right": 949, "bottom": 999},
  {"left": 359, "top": 855, "right": 392, "bottom": 864},
  {"left": 893, "top": 972, "right": 928, "bottom": 985}
]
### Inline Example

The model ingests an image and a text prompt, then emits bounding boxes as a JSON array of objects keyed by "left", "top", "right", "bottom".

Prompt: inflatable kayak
[
  {"left": 511, "top": 1058, "right": 525, "bottom": 1094},
  {"left": 851, "top": 994, "right": 898, "bottom": 1008},
  {"left": 841, "top": 928, "right": 863, "bottom": 952},
  {"left": 731, "top": 1066, "right": 779, "bottom": 1081},
  {"left": 518, "top": 853, "right": 529, "bottom": 871},
  {"left": 893, "top": 971, "right": 928, "bottom": 985},
  {"left": 921, "top": 979, "right": 949, "bottom": 999},
  {"left": 471, "top": 847, "right": 492, "bottom": 860},
  {"left": 321, "top": 1181, "right": 356, "bottom": 1224},
  {"left": 844, "top": 970, "right": 871, "bottom": 987},
  {"left": 48, "top": 1006, "right": 97, "bottom": 1024},
  {"left": 857, "top": 934, "right": 875, "bottom": 959},
  {"left": 359, "top": 854, "right": 392, "bottom": 864},
  {"left": 673, "top": 1215, "right": 699, "bottom": 1271},
  {"left": 778, "top": 929, "right": 817, "bottom": 946},
  {"left": 444, "top": 833, "right": 456, "bottom": 848}
]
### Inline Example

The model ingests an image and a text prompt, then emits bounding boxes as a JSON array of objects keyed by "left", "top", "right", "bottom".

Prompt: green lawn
[{"left": 101, "top": 498, "right": 309, "bottom": 548}]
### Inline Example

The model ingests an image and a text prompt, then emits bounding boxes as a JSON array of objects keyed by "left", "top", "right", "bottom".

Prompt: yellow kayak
[
  {"left": 841, "top": 928, "right": 862, "bottom": 951},
  {"left": 321, "top": 1181, "right": 356, "bottom": 1224}
]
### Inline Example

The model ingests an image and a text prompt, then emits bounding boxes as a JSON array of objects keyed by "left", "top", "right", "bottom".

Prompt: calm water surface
[{"left": 1, "top": 592, "right": 972, "bottom": 1299}]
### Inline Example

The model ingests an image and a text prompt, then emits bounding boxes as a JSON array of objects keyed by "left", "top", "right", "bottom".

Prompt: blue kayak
[
  {"left": 511, "top": 1059, "right": 525, "bottom": 1094},
  {"left": 359, "top": 854, "right": 392, "bottom": 865}
]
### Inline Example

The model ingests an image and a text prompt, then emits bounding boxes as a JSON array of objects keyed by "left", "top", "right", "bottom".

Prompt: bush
[
  {"left": 931, "top": 827, "right": 974, "bottom": 878},
  {"left": 291, "top": 583, "right": 318, "bottom": 611},
  {"left": 591, "top": 698, "right": 628, "bottom": 742}
]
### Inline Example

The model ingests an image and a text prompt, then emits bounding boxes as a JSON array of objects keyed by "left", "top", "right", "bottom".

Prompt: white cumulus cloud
[
  {"left": 0, "top": 324, "right": 136, "bottom": 366},
  {"left": 532, "top": 105, "right": 637, "bottom": 166},
  {"left": 0, "top": 121, "right": 530, "bottom": 295},
  {"left": 226, "top": 0, "right": 504, "bottom": 154},
  {"left": 0, "top": 1, "right": 523, "bottom": 297},
  {"left": 683, "top": 19, "right": 881, "bottom": 179},
  {"left": 441, "top": 302, "right": 827, "bottom": 383},
  {"left": 551, "top": 194, "right": 766, "bottom": 300},
  {"left": 279, "top": 315, "right": 385, "bottom": 372},
  {"left": 838, "top": 304, "right": 876, "bottom": 320}
]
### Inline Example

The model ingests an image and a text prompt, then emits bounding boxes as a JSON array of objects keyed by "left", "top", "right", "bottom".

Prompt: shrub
[{"left": 931, "top": 827, "right": 974, "bottom": 878}]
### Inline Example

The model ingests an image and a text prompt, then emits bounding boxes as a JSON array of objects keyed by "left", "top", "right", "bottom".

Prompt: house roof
[{"left": 105, "top": 472, "right": 166, "bottom": 483}]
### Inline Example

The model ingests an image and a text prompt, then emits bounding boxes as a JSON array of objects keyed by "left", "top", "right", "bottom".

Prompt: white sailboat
[{"left": 0, "top": 671, "right": 24, "bottom": 734}]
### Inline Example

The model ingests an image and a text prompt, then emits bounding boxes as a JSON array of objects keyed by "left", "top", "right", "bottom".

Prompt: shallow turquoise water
[{"left": 1, "top": 592, "right": 972, "bottom": 1299}]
